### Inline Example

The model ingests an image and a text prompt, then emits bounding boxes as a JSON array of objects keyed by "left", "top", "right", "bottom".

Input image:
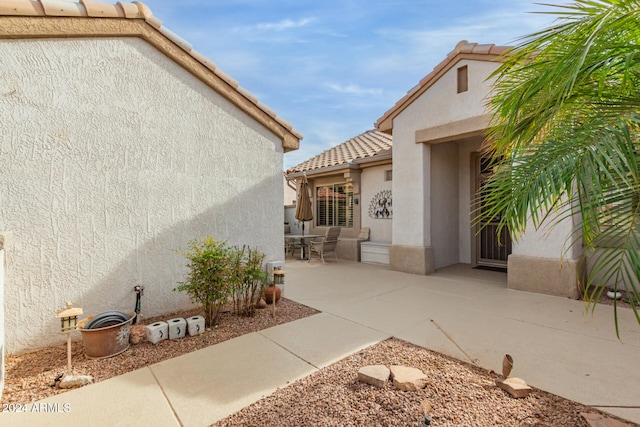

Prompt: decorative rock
[
  {"left": 421, "top": 399, "right": 433, "bottom": 425},
  {"left": 186, "top": 315, "right": 205, "bottom": 336},
  {"left": 495, "top": 377, "right": 532, "bottom": 398},
  {"left": 129, "top": 325, "right": 146, "bottom": 344},
  {"left": 59, "top": 374, "right": 93, "bottom": 389},
  {"left": 357, "top": 365, "right": 390, "bottom": 388},
  {"left": 420, "top": 399, "right": 432, "bottom": 414},
  {"left": 581, "top": 412, "right": 631, "bottom": 427},
  {"left": 390, "top": 365, "right": 428, "bottom": 391},
  {"left": 256, "top": 298, "right": 267, "bottom": 309}
]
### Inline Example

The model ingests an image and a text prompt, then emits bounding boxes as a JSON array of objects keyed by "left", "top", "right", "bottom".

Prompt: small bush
[
  {"left": 174, "top": 236, "right": 235, "bottom": 327},
  {"left": 231, "top": 246, "right": 267, "bottom": 317},
  {"left": 174, "top": 237, "right": 268, "bottom": 326}
]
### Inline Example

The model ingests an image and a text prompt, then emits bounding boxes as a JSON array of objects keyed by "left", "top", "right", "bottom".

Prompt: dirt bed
[
  {"left": 215, "top": 338, "right": 635, "bottom": 427},
  {"left": 1, "top": 298, "right": 319, "bottom": 406}
]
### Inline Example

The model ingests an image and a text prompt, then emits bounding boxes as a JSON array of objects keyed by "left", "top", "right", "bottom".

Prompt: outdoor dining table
[{"left": 285, "top": 234, "right": 322, "bottom": 260}]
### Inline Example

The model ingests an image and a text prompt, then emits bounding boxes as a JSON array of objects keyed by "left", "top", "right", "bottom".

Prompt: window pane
[{"left": 315, "top": 183, "right": 353, "bottom": 227}]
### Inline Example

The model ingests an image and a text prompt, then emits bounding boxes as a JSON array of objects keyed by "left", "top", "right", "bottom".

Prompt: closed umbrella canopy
[{"left": 295, "top": 174, "right": 313, "bottom": 235}]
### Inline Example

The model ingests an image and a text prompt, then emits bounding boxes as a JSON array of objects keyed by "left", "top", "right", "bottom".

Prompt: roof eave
[{"left": 286, "top": 162, "right": 360, "bottom": 179}]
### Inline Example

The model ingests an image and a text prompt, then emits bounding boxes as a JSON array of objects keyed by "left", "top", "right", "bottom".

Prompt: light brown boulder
[
  {"left": 390, "top": 365, "right": 428, "bottom": 391},
  {"left": 420, "top": 399, "right": 432, "bottom": 414},
  {"left": 495, "top": 377, "right": 532, "bottom": 398},
  {"left": 59, "top": 374, "right": 93, "bottom": 389},
  {"left": 357, "top": 365, "right": 390, "bottom": 388},
  {"left": 581, "top": 412, "right": 631, "bottom": 427},
  {"left": 129, "top": 325, "right": 147, "bottom": 344}
]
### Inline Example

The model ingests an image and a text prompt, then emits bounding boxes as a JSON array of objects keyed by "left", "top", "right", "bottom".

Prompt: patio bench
[{"left": 360, "top": 241, "right": 391, "bottom": 266}]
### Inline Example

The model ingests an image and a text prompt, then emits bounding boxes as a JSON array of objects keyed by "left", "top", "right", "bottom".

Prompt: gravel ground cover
[
  {"left": 214, "top": 338, "right": 635, "bottom": 427},
  {"left": 1, "top": 298, "right": 319, "bottom": 406}
]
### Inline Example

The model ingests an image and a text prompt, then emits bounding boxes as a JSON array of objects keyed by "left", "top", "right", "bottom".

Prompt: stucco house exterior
[
  {"left": 0, "top": 0, "right": 302, "bottom": 366},
  {"left": 376, "top": 40, "right": 583, "bottom": 299},
  {"left": 286, "top": 130, "right": 392, "bottom": 262}
]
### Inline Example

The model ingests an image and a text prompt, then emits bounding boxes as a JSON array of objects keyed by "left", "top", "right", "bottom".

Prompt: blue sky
[{"left": 139, "top": 1, "right": 563, "bottom": 169}]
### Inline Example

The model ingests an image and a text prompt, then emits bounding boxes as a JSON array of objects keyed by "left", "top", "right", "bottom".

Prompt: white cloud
[
  {"left": 325, "top": 83, "right": 382, "bottom": 96},
  {"left": 252, "top": 18, "right": 314, "bottom": 32}
]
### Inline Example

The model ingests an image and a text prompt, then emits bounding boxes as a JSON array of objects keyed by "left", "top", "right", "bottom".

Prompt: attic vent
[
  {"left": 457, "top": 65, "right": 468, "bottom": 93},
  {"left": 384, "top": 170, "right": 392, "bottom": 181}
]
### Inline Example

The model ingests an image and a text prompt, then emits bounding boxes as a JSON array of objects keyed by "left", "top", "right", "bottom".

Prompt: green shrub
[
  {"left": 231, "top": 246, "right": 267, "bottom": 317},
  {"left": 174, "top": 236, "right": 235, "bottom": 327}
]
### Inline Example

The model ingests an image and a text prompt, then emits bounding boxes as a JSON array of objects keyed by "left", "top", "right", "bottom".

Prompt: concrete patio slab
[
  {"left": 149, "top": 332, "right": 316, "bottom": 427},
  {"left": 284, "top": 260, "right": 640, "bottom": 424},
  {"left": 0, "top": 366, "right": 179, "bottom": 427},
  {"left": 322, "top": 296, "right": 433, "bottom": 336},
  {"left": 258, "top": 312, "right": 389, "bottom": 368}
]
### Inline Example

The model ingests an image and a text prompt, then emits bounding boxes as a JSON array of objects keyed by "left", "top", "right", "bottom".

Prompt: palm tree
[{"left": 481, "top": 0, "right": 640, "bottom": 335}]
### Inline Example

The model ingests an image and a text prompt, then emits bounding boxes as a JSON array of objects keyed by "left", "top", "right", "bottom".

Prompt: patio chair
[
  {"left": 285, "top": 239, "right": 296, "bottom": 258},
  {"left": 308, "top": 227, "right": 340, "bottom": 263}
]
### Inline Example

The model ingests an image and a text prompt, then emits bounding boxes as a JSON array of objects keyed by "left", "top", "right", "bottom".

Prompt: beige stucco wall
[
  {"left": 392, "top": 60, "right": 497, "bottom": 256},
  {"left": 361, "top": 165, "right": 392, "bottom": 243},
  {"left": 0, "top": 248, "right": 5, "bottom": 397},
  {"left": 0, "top": 37, "right": 284, "bottom": 354},
  {"left": 512, "top": 215, "right": 580, "bottom": 259},
  {"left": 431, "top": 142, "right": 459, "bottom": 268},
  {"left": 284, "top": 175, "right": 297, "bottom": 206}
]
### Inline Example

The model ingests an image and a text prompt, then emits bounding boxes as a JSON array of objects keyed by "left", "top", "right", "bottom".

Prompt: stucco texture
[
  {"left": 392, "top": 60, "right": 498, "bottom": 255},
  {"left": 0, "top": 37, "right": 284, "bottom": 354},
  {"left": 361, "top": 165, "right": 392, "bottom": 243}
]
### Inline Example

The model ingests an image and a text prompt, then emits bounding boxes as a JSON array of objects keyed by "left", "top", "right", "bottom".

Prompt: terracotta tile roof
[
  {"left": 0, "top": 0, "right": 302, "bottom": 149},
  {"left": 376, "top": 40, "right": 511, "bottom": 133},
  {"left": 287, "top": 129, "right": 392, "bottom": 174}
]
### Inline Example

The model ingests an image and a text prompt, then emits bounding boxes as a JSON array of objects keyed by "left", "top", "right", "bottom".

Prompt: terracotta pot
[
  {"left": 264, "top": 285, "right": 281, "bottom": 304},
  {"left": 78, "top": 311, "right": 136, "bottom": 359}
]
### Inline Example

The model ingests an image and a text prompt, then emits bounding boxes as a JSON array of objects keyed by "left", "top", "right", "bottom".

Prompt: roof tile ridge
[
  {"left": 40, "top": 0, "right": 85, "bottom": 16},
  {"left": 117, "top": 1, "right": 143, "bottom": 18},
  {"left": 158, "top": 25, "right": 192, "bottom": 51},
  {"left": 471, "top": 43, "right": 495, "bottom": 55},
  {"left": 80, "top": 0, "right": 125, "bottom": 18},
  {"left": 132, "top": 1, "right": 161, "bottom": 28},
  {"left": 190, "top": 50, "right": 217, "bottom": 73},
  {"left": 256, "top": 102, "right": 277, "bottom": 119},
  {"left": 0, "top": 0, "right": 46, "bottom": 16}
]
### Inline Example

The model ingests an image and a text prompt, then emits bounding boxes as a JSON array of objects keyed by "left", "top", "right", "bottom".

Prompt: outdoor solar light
[
  {"left": 56, "top": 301, "right": 82, "bottom": 333},
  {"left": 55, "top": 301, "right": 83, "bottom": 374},
  {"left": 54, "top": 301, "right": 93, "bottom": 388},
  {"left": 273, "top": 268, "right": 285, "bottom": 287},
  {"left": 270, "top": 268, "right": 286, "bottom": 317}
]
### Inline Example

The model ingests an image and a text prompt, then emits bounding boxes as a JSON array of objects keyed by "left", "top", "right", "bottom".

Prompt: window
[
  {"left": 316, "top": 183, "right": 354, "bottom": 227},
  {"left": 384, "top": 170, "right": 392, "bottom": 181},
  {"left": 457, "top": 65, "right": 468, "bottom": 93}
]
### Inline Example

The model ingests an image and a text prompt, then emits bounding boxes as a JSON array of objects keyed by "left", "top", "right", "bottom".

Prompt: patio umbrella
[{"left": 295, "top": 174, "right": 313, "bottom": 235}]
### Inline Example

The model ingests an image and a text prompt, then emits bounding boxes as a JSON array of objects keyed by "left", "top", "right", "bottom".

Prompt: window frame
[{"left": 315, "top": 182, "right": 354, "bottom": 228}]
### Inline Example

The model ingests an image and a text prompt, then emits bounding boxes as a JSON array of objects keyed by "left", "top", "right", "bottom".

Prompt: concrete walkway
[{"left": 1, "top": 261, "right": 639, "bottom": 426}]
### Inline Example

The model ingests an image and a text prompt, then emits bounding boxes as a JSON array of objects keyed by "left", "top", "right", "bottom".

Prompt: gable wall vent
[{"left": 457, "top": 65, "right": 468, "bottom": 93}]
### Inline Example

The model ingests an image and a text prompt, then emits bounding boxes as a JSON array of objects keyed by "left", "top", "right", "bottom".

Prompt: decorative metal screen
[
  {"left": 475, "top": 155, "right": 512, "bottom": 268},
  {"left": 369, "top": 190, "right": 392, "bottom": 219}
]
